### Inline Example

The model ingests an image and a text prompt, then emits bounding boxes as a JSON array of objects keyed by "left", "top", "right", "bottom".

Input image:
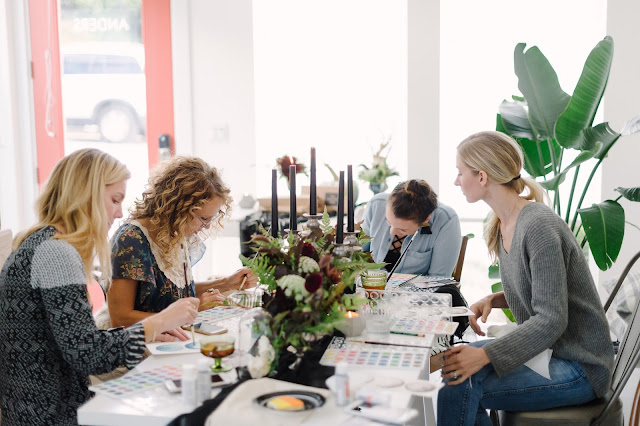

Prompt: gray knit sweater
[
  {"left": 482, "top": 202, "right": 614, "bottom": 398},
  {"left": 0, "top": 226, "right": 146, "bottom": 425}
]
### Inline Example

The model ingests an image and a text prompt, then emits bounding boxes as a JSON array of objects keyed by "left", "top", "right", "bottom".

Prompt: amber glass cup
[{"left": 200, "top": 335, "right": 235, "bottom": 373}]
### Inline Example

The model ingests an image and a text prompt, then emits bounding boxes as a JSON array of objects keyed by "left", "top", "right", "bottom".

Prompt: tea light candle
[{"left": 336, "top": 310, "right": 365, "bottom": 337}]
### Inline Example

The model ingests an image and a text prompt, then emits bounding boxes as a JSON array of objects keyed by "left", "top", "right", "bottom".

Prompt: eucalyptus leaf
[
  {"left": 555, "top": 36, "right": 614, "bottom": 149},
  {"left": 622, "top": 113, "right": 640, "bottom": 136},
  {"left": 615, "top": 187, "right": 640, "bottom": 202},
  {"left": 578, "top": 200, "right": 625, "bottom": 270},
  {"left": 514, "top": 43, "right": 570, "bottom": 140},
  {"left": 539, "top": 145, "right": 599, "bottom": 191}
]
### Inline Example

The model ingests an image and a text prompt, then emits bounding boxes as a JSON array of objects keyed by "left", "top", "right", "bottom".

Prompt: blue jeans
[{"left": 437, "top": 340, "right": 597, "bottom": 426}]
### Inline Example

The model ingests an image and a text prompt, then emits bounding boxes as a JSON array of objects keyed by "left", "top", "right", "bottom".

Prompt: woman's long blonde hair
[
  {"left": 457, "top": 131, "right": 547, "bottom": 263},
  {"left": 14, "top": 149, "right": 130, "bottom": 279},
  {"left": 130, "top": 156, "right": 232, "bottom": 269}
]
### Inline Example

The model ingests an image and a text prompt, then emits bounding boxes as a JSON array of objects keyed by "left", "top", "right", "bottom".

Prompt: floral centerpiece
[
  {"left": 358, "top": 138, "right": 399, "bottom": 194},
  {"left": 241, "top": 209, "right": 383, "bottom": 373}
]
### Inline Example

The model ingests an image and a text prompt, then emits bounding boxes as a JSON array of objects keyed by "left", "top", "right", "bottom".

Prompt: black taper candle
[
  {"left": 336, "top": 171, "right": 345, "bottom": 244},
  {"left": 289, "top": 165, "right": 297, "bottom": 231},
  {"left": 310, "top": 147, "right": 317, "bottom": 215},
  {"left": 347, "top": 164, "right": 354, "bottom": 232},
  {"left": 271, "top": 169, "right": 278, "bottom": 237}
]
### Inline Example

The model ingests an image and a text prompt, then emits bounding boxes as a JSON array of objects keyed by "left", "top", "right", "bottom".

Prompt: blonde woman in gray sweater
[{"left": 437, "top": 131, "right": 614, "bottom": 426}]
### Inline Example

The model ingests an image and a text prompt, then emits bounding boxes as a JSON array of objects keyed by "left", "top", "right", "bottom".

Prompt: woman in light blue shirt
[{"left": 362, "top": 179, "right": 461, "bottom": 277}]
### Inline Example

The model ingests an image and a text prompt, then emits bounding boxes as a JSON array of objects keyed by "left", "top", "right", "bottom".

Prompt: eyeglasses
[{"left": 196, "top": 210, "right": 223, "bottom": 229}]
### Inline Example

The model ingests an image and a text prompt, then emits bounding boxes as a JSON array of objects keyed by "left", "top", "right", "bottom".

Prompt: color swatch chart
[
  {"left": 89, "top": 364, "right": 182, "bottom": 399},
  {"left": 319, "top": 336, "right": 427, "bottom": 369},
  {"left": 391, "top": 318, "right": 459, "bottom": 335},
  {"left": 196, "top": 306, "right": 244, "bottom": 324}
]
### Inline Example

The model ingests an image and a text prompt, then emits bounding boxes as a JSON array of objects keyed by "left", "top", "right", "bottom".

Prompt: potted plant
[
  {"left": 358, "top": 138, "right": 399, "bottom": 194},
  {"left": 497, "top": 36, "right": 640, "bottom": 271}
]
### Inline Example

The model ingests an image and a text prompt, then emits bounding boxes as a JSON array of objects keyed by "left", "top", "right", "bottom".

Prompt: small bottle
[
  {"left": 181, "top": 364, "right": 198, "bottom": 407},
  {"left": 334, "top": 362, "right": 350, "bottom": 406},
  {"left": 196, "top": 358, "right": 212, "bottom": 405}
]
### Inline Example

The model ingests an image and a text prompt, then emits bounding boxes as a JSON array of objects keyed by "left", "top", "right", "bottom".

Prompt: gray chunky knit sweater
[
  {"left": 0, "top": 226, "right": 146, "bottom": 425},
  {"left": 482, "top": 202, "right": 614, "bottom": 398}
]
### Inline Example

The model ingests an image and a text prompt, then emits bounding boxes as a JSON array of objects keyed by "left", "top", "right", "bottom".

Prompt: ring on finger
[{"left": 207, "top": 288, "right": 214, "bottom": 293}]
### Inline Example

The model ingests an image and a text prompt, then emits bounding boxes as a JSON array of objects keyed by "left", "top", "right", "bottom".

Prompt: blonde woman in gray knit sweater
[
  {"left": 437, "top": 131, "right": 614, "bottom": 426},
  {"left": 0, "top": 149, "right": 199, "bottom": 425}
]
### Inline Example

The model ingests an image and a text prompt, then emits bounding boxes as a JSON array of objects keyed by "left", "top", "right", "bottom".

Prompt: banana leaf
[
  {"left": 615, "top": 187, "right": 640, "bottom": 202},
  {"left": 578, "top": 200, "right": 624, "bottom": 270},
  {"left": 539, "top": 143, "right": 600, "bottom": 191},
  {"left": 513, "top": 43, "right": 570, "bottom": 140},
  {"left": 555, "top": 36, "right": 614, "bottom": 149},
  {"left": 490, "top": 281, "right": 515, "bottom": 322},
  {"left": 497, "top": 113, "right": 558, "bottom": 177}
]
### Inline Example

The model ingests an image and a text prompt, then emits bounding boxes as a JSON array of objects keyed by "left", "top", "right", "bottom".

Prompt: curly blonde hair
[
  {"left": 457, "top": 131, "right": 548, "bottom": 263},
  {"left": 14, "top": 149, "right": 130, "bottom": 279},
  {"left": 130, "top": 156, "right": 232, "bottom": 269}
]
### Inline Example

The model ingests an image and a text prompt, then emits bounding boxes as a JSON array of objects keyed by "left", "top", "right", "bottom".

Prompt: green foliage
[
  {"left": 497, "top": 36, "right": 640, "bottom": 270},
  {"left": 246, "top": 218, "right": 381, "bottom": 359},
  {"left": 490, "top": 282, "right": 515, "bottom": 322}
]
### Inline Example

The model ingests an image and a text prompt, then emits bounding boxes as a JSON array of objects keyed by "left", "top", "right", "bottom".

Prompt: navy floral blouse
[{"left": 111, "top": 222, "right": 195, "bottom": 313}]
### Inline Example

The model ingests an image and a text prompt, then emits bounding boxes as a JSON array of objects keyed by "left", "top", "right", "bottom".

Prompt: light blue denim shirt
[{"left": 362, "top": 193, "right": 462, "bottom": 276}]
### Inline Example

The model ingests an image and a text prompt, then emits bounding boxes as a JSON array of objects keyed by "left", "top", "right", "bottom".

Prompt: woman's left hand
[
  {"left": 225, "top": 267, "right": 258, "bottom": 290},
  {"left": 441, "top": 344, "right": 490, "bottom": 386}
]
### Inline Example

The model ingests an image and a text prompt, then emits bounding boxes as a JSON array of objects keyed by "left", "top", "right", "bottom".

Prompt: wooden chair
[
  {"left": 452, "top": 235, "right": 469, "bottom": 283},
  {"left": 492, "top": 250, "right": 640, "bottom": 426}
]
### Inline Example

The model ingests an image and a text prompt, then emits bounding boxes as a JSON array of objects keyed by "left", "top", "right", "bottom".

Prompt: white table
[{"left": 79, "top": 304, "right": 442, "bottom": 426}]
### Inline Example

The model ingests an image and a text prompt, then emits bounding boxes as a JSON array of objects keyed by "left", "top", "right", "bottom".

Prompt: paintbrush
[{"left": 386, "top": 228, "right": 421, "bottom": 282}]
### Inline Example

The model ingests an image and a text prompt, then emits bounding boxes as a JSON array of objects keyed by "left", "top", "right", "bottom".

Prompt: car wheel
[{"left": 97, "top": 104, "right": 139, "bottom": 143}]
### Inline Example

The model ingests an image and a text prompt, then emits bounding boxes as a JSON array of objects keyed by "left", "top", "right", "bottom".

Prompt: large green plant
[{"left": 497, "top": 36, "right": 640, "bottom": 271}]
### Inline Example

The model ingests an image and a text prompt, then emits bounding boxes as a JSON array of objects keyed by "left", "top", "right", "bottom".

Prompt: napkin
[{"left": 487, "top": 323, "right": 553, "bottom": 380}]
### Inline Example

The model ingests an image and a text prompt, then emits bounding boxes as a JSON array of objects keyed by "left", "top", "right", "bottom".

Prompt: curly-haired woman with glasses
[{"left": 107, "top": 156, "right": 257, "bottom": 338}]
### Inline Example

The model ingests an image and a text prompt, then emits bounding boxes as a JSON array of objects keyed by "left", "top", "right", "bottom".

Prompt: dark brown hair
[{"left": 388, "top": 179, "right": 438, "bottom": 224}]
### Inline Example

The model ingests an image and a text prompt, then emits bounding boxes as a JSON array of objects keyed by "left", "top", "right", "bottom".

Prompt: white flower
[
  {"left": 277, "top": 274, "right": 309, "bottom": 297},
  {"left": 298, "top": 256, "right": 320, "bottom": 274}
]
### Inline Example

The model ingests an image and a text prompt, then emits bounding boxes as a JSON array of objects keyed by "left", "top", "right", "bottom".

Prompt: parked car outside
[{"left": 61, "top": 42, "right": 147, "bottom": 143}]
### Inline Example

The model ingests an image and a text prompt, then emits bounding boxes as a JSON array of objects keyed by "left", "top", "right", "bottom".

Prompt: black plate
[{"left": 255, "top": 390, "right": 325, "bottom": 412}]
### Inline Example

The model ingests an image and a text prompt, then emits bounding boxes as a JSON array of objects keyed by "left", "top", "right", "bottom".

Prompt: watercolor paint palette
[
  {"left": 89, "top": 364, "right": 183, "bottom": 399},
  {"left": 196, "top": 306, "right": 245, "bottom": 324},
  {"left": 146, "top": 340, "right": 201, "bottom": 356},
  {"left": 391, "top": 318, "right": 459, "bottom": 335},
  {"left": 319, "top": 336, "right": 427, "bottom": 369}
]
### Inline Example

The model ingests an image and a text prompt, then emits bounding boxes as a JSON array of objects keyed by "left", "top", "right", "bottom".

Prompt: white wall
[
  {"left": 602, "top": 0, "right": 640, "bottom": 285},
  {"left": 0, "top": 0, "right": 37, "bottom": 233},
  {"left": 172, "top": 0, "right": 257, "bottom": 279}
]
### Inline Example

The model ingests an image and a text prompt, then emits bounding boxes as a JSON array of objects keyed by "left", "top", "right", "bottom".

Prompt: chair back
[
  {"left": 0, "top": 228, "right": 13, "bottom": 270},
  {"left": 594, "top": 278, "right": 640, "bottom": 424},
  {"left": 452, "top": 235, "right": 469, "bottom": 282}
]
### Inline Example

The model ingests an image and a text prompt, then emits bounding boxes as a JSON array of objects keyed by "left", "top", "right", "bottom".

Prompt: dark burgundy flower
[
  {"left": 273, "top": 264, "right": 290, "bottom": 279},
  {"left": 305, "top": 273, "right": 323, "bottom": 293},
  {"left": 301, "top": 242, "right": 317, "bottom": 259},
  {"left": 319, "top": 254, "right": 341, "bottom": 284}
]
